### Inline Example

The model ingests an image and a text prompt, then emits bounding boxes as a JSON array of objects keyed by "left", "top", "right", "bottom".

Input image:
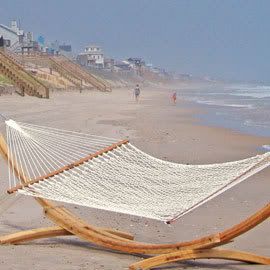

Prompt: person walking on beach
[
  {"left": 172, "top": 91, "right": 177, "bottom": 104},
  {"left": 134, "top": 84, "right": 141, "bottom": 103}
]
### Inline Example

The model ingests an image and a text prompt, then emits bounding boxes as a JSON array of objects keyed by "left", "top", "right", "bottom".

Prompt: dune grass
[{"left": 0, "top": 74, "right": 11, "bottom": 84}]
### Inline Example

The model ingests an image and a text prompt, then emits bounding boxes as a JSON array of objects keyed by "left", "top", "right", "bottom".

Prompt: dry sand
[{"left": 0, "top": 86, "right": 269, "bottom": 270}]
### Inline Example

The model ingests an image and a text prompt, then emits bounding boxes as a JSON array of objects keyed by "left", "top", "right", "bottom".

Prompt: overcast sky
[{"left": 0, "top": 0, "right": 269, "bottom": 83}]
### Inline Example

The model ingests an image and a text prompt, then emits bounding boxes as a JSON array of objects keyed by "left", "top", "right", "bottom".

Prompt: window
[{"left": 4, "top": 39, "right": 11, "bottom": 47}]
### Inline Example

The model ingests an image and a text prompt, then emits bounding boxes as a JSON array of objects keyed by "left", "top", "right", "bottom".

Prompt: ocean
[{"left": 179, "top": 83, "right": 270, "bottom": 150}]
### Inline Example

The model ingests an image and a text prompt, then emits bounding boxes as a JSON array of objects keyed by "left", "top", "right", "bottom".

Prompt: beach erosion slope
[{"left": 0, "top": 84, "right": 269, "bottom": 270}]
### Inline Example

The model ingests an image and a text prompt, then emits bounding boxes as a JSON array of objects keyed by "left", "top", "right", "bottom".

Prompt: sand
[{"left": 0, "top": 86, "right": 269, "bottom": 270}]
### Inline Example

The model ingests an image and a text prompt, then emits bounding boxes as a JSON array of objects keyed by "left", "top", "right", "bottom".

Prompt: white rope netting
[{"left": 5, "top": 120, "right": 270, "bottom": 222}]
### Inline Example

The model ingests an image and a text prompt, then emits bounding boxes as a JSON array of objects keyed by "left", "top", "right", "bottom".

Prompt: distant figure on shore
[
  {"left": 134, "top": 84, "right": 141, "bottom": 102},
  {"left": 172, "top": 91, "right": 177, "bottom": 104}
]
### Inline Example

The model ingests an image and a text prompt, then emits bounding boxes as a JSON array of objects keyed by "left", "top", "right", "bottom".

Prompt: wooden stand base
[
  {"left": 130, "top": 248, "right": 270, "bottom": 270},
  {"left": 0, "top": 203, "right": 269, "bottom": 269},
  {"left": 0, "top": 225, "right": 134, "bottom": 245}
]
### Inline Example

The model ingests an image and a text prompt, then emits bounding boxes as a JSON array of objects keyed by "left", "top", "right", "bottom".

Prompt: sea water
[{"left": 179, "top": 84, "right": 270, "bottom": 149}]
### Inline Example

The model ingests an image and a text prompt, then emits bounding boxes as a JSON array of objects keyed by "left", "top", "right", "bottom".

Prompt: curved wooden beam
[
  {"left": 0, "top": 226, "right": 70, "bottom": 244},
  {"left": 44, "top": 204, "right": 221, "bottom": 254},
  {"left": 129, "top": 248, "right": 270, "bottom": 269},
  {"left": 0, "top": 226, "right": 134, "bottom": 244},
  {"left": 219, "top": 202, "right": 270, "bottom": 244},
  {"left": 44, "top": 202, "right": 270, "bottom": 255}
]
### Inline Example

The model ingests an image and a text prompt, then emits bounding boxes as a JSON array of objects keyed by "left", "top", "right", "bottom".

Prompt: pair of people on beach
[{"left": 133, "top": 85, "right": 177, "bottom": 105}]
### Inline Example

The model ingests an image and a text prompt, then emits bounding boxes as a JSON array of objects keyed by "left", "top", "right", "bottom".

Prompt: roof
[
  {"left": 85, "top": 44, "right": 101, "bottom": 48},
  {"left": 0, "top": 24, "right": 18, "bottom": 36}
]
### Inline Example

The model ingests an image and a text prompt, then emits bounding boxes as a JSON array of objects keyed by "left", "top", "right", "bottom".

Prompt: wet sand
[{"left": 0, "top": 86, "right": 269, "bottom": 270}]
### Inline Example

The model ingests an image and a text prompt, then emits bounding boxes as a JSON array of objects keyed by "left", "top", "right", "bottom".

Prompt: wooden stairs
[
  {"left": 52, "top": 55, "right": 111, "bottom": 92},
  {"left": 11, "top": 52, "right": 111, "bottom": 92},
  {"left": 14, "top": 53, "right": 83, "bottom": 90},
  {"left": 47, "top": 56, "right": 83, "bottom": 90},
  {"left": 0, "top": 49, "right": 49, "bottom": 98}
]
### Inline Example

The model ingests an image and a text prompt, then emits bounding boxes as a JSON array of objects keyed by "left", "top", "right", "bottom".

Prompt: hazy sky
[{"left": 0, "top": 0, "right": 269, "bottom": 83}]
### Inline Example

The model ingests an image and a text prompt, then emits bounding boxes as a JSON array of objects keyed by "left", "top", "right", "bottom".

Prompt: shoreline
[
  {"left": 179, "top": 99, "right": 270, "bottom": 138},
  {"left": 0, "top": 86, "right": 269, "bottom": 270},
  {"left": 177, "top": 83, "right": 270, "bottom": 139}
]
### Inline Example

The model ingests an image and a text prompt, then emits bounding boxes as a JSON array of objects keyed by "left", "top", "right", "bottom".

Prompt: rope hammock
[{"left": 4, "top": 119, "right": 270, "bottom": 223}]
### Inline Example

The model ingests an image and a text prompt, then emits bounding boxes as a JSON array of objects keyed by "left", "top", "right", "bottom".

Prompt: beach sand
[{"left": 0, "top": 86, "right": 269, "bottom": 270}]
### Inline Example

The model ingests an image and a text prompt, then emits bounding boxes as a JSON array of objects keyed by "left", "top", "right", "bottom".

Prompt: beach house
[
  {"left": 77, "top": 45, "right": 104, "bottom": 68},
  {"left": 0, "top": 20, "right": 38, "bottom": 53},
  {"left": 0, "top": 20, "right": 23, "bottom": 48}
]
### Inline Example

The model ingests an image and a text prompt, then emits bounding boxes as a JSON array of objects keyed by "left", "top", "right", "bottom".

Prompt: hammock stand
[{"left": 0, "top": 134, "right": 269, "bottom": 269}]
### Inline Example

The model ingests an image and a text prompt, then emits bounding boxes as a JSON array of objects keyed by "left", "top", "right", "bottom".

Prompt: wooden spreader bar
[{"left": 7, "top": 139, "right": 129, "bottom": 194}]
